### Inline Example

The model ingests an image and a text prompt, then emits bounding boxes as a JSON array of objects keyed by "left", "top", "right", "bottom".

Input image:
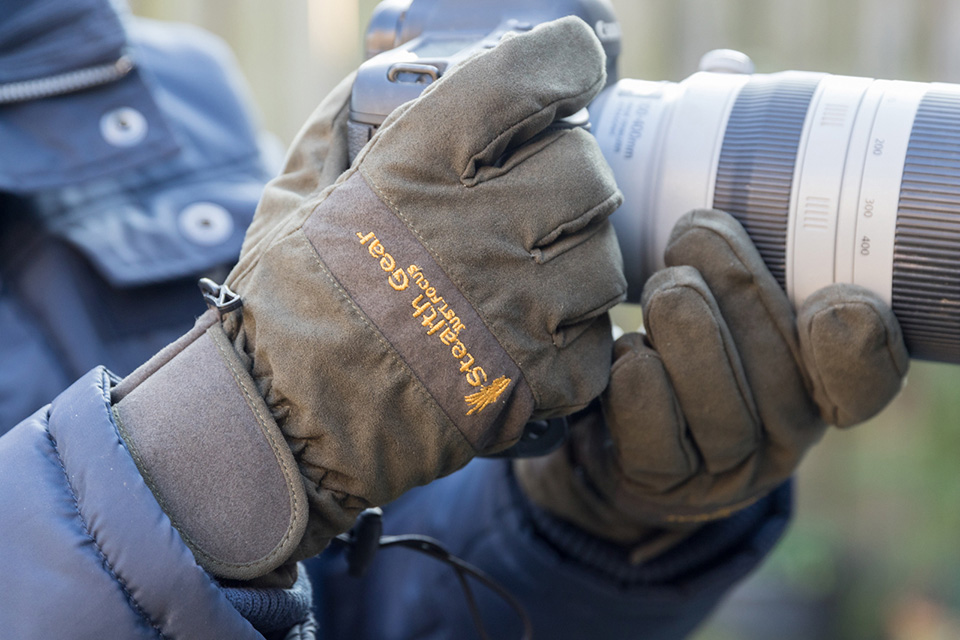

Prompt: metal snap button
[
  {"left": 178, "top": 202, "right": 234, "bottom": 246},
  {"left": 99, "top": 107, "right": 148, "bottom": 147}
]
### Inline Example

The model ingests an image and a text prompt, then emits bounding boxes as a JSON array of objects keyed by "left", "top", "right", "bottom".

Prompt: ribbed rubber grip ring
[
  {"left": 894, "top": 88, "right": 960, "bottom": 362},
  {"left": 713, "top": 75, "right": 821, "bottom": 287}
]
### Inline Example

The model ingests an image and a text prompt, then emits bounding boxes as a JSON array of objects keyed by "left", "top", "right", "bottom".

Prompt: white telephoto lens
[{"left": 591, "top": 69, "right": 960, "bottom": 363}]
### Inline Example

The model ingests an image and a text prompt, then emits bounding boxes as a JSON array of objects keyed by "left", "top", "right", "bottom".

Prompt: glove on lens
[
  {"left": 112, "top": 16, "right": 626, "bottom": 581},
  {"left": 517, "top": 209, "right": 909, "bottom": 557}
]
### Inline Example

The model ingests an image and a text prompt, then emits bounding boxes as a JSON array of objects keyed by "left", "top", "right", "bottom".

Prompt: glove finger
[
  {"left": 602, "top": 332, "right": 698, "bottom": 490},
  {"left": 472, "top": 128, "right": 622, "bottom": 258},
  {"left": 640, "top": 265, "right": 761, "bottom": 474},
  {"left": 465, "top": 128, "right": 626, "bottom": 345},
  {"left": 663, "top": 209, "right": 823, "bottom": 452},
  {"left": 798, "top": 283, "right": 909, "bottom": 427},
  {"left": 362, "top": 16, "right": 606, "bottom": 183},
  {"left": 542, "top": 220, "right": 626, "bottom": 347}
]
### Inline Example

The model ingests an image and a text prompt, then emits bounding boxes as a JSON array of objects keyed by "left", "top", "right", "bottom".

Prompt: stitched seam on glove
[
  {"left": 644, "top": 280, "right": 761, "bottom": 432},
  {"left": 460, "top": 78, "right": 605, "bottom": 183},
  {"left": 204, "top": 324, "right": 306, "bottom": 571},
  {"left": 805, "top": 301, "right": 909, "bottom": 426},
  {"left": 532, "top": 190, "right": 621, "bottom": 264}
]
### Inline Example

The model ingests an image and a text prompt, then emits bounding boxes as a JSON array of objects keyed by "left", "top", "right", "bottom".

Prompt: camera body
[{"left": 348, "top": 0, "right": 621, "bottom": 161}]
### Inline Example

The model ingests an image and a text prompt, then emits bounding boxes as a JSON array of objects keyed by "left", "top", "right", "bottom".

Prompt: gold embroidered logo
[
  {"left": 465, "top": 376, "right": 512, "bottom": 415},
  {"left": 355, "top": 231, "right": 410, "bottom": 291},
  {"left": 357, "top": 231, "right": 513, "bottom": 415}
]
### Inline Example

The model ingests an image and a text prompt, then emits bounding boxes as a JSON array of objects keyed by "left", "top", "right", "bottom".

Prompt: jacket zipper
[{"left": 0, "top": 55, "right": 135, "bottom": 105}]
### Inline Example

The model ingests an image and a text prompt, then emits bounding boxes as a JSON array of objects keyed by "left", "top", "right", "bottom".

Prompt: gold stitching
[
  {"left": 359, "top": 172, "right": 540, "bottom": 409},
  {"left": 465, "top": 376, "right": 512, "bottom": 415},
  {"left": 355, "top": 230, "right": 512, "bottom": 410}
]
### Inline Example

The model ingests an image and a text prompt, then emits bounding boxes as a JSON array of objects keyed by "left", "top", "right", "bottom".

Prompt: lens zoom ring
[
  {"left": 714, "top": 76, "right": 820, "bottom": 286},
  {"left": 895, "top": 89, "right": 960, "bottom": 362}
]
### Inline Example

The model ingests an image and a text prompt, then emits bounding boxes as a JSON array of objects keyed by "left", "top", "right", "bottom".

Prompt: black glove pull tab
[
  {"left": 486, "top": 416, "right": 568, "bottom": 459},
  {"left": 340, "top": 507, "right": 384, "bottom": 578}
]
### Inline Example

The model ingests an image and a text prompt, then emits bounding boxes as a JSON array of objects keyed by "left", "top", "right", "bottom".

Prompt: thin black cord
[
  {"left": 454, "top": 566, "right": 490, "bottom": 640},
  {"left": 377, "top": 534, "right": 533, "bottom": 640},
  {"left": 333, "top": 527, "right": 533, "bottom": 640}
]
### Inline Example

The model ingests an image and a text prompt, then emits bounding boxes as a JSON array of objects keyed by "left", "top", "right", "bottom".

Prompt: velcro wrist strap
[{"left": 112, "top": 310, "right": 308, "bottom": 580}]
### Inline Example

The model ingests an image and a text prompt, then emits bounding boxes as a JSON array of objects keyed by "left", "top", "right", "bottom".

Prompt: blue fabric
[
  {"left": 222, "top": 567, "right": 315, "bottom": 634},
  {"left": 0, "top": 66, "right": 181, "bottom": 192},
  {"left": 0, "top": 6, "right": 272, "bottom": 430},
  {"left": 307, "top": 459, "right": 791, "bottom": 639},
  {"left": 0, "top": 368, "right": 263, "bottom": 639},
  {"left": 4, "top": 18, "right": 268, "bottom": 282}
]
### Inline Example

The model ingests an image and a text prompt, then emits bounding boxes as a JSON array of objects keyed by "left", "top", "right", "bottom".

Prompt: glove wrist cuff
[
  {"left": 520, "top": 463, "right": 789, "bottom": 586},
  {"left": 514, "top": 444, "right": 699, "bottom": 561},
  {"left": 111, "top": 309, "right": 309, "bottom": 581}
]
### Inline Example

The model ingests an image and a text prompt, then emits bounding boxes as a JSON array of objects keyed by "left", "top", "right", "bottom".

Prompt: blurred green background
[{"left": 128, "top": 1, "right": 960, "bottom": 637}]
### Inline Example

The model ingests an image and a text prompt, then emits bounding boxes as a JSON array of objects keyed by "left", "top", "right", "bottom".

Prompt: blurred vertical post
[
  {"left": 307, "top": 0, "right": 363, "bottom": 128},
  {"left": 253, "top": 0, "right": 362, "bottom": 143},
  {"left": 129, "top": 0, "right": 366, "bottom": 144}
]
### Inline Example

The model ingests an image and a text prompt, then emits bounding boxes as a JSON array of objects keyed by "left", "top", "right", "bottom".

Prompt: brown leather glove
[
  {"left": 111, "top": 17, "right": 626, "bottom": 581},
  {"left": 517, "top": 209, "right": 909, "bottom": 560}
]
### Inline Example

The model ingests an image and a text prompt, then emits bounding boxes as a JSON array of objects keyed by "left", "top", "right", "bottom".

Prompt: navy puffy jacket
[
  {"left": 0, "top": 367, "right": 790, "bottom": 639},
  {"left": 0, "top": 369, "right": 278, "bottom": 639}
]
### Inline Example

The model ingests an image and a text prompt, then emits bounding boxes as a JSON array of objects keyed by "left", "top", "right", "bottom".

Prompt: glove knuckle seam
[
  {"left": 459, "top": 74, "right": 605, "bottom": 185},
  {"left": 532, "top": 192, "right": 623, "bottom": 266},
  {"left": 556, "top": 290, "right": 626, "bottom": 342},
  {"left": 468, "top": 127, "right": 571, "bottom": 188}
]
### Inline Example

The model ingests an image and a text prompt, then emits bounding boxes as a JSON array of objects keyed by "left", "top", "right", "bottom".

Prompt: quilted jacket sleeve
[{"left": 0, "top": 368, "right": 265, "bottom": 640}]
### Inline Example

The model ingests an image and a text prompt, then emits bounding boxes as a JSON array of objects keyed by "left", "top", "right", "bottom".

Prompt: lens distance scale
[{"left": 592, "top": 60, "right": 960, "bottom": 363}]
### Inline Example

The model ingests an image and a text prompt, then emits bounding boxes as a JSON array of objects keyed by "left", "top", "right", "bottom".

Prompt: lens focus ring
[
  {"left": 713, "top": 75, "right": 820, "bottom": 287},
  {"left": 894, "top": 88, "right": 960, "bottom": 361}
]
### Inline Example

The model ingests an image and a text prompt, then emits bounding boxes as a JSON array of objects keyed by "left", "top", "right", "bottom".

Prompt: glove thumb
[{"left": 797, "top": 283, "right": 909, "bottom": 427}]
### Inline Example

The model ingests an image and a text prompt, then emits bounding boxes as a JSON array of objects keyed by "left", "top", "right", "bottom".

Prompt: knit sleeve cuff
[{"left": 518, "top": 470, "right": 792, "bottom": 587}]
